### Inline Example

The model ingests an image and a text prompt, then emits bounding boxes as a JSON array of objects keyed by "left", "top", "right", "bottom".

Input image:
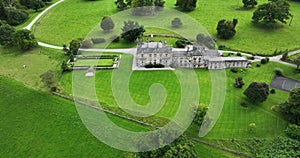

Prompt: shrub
[
  {"left": 50, "top": 86, "right": 57, "bottom": 92},
  {"left": 285, "top": 124, "right": 300, "bottom": 140},
  {"left": 145, "top": 63, "right": 165, "bottom": 68},
  {"left": 237, "top": 52, "right": 242, "bottom": 56},
  {"left": 175, "top": 39, "right": 191, "bottom": 48},
  {"left": 91, "top": 38, "right": 105, "bottom": 44},
  {"left": 100, "top": 16, "right": 114, "bottom": 31},
  {"left": 240, "top": 101, "right": 247, "bottom": 107},
  {"left": 256, "top": 64, "right": 261, "bottom": 67},
  {"left": 274, "top": 68, "right": 283, "bottom": 76},
  {"left": 171, "top": 17, "right": 182, "bottom": 28},
  {"left": 218, "top": 45, "right": 226, "bottom": 50},
  {"left": 281, "top": 52, "right": 289, "bottom": 61},
  {"left": 247, "top": 56, "right": 255, "bottom": 60},
  {"left": 235, "top": 77, "right": 245, "bottom": 88},
  {"left": 81, "top": 39, "right": 94, "bottom": 48},
  {"left": 231, "top": 68, "right": 238, "bottom": 73},
  {"left": 260, "top": 58, "right": 267, "bottom": 64},
  {"left": 270, "top": 89, "right": 276, "bottom": 94}
]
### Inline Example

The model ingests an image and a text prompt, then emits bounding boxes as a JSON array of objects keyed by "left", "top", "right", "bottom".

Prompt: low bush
[
  {"left": 218, "top": 45, "right": 226, "bottom": 50},
  {"left": 285, "top": 124, "right": 300, "bottom": 140},
  {"left": 274, "top": 68, "right": 283, "bottom": 76},
  {"left": 81, "top": 39, "right": 94, "bottom": 48},
  {"left": 91, "top": 38, "right": 105, "bottom": 44},
  {"left": 231, "top": 68, "right": 238, "bottom": 73},
  {"left": 175, "top": 39, "right": 191, "bottom": 48},
  {"left": 270, "top": 89, "right": 276, "bottom": 94},
  {"left": 145, "top": 63, "right": 165, "bottom": 68},
  {"left": 261, "top": 58, "right": 267, "bottom": 64},
  {"left": 256, "top": 64, "right": 261, "bottom": 67},
  {"left": 240, "top": 101, "right": 247, "bottom": 107}
]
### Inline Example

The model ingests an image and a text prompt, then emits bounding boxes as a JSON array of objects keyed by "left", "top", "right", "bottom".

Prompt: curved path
[
  {"left": 28, "top": 0, "right": 298, "bottom": 68},
  {"left": 24, "top": 0, "right": 65, "bottom": 30}
]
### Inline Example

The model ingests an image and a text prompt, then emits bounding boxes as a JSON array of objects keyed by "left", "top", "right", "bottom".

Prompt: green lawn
[
  {"left": 0, "top": 75, "right": 152, "bottom": 157},
  {"left": 34, "top": 0, "right": 300, "bottom": 55},
  {"left": 15, "top": 0, "right": 60, "bottom": 30},
  {"left": 75, "top": 58, "right": 114, "bottom": 67},
  {"left": 288, "top": 53, "right": 300, "bottom": 61},
  {"left": 0, "top": 75, "right": 244, "bottom": 157},
  {"left": 0, "top": 46, "right": 64, "bottom": 90},
  {"left": 60, "top": 52, "right": 298, "bottom": 140}
]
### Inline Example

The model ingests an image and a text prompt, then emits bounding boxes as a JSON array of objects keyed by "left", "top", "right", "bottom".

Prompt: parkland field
[
  {"left": 34, "top": 0, "right": 300, "bottom": 55},
  {"left": 1, "top": 0, "right": 300, "bottom": 157}
]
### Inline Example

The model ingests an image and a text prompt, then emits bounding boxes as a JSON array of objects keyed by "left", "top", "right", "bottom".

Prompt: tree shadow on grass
[
  {"left": 251, "top": 22, "right": 285, "bottom": 32},
  {"left": 234, "top": 6, "right": 256, "bottom": 11}
]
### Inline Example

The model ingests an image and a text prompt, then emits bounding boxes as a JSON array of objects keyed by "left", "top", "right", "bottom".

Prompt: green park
[{"left": 0, "top": 0, "right": 300, "bottom": 157}]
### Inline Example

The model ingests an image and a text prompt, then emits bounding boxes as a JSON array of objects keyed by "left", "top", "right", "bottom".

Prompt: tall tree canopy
[
  {"left": 242, "top": 0, "right": 258, "bottom": 8},
  {"left": 121, "top": 20, "right": 145, "bottom": 42},
  {"left": 244, "top": 82, "right": 269, "bottom": 103},
  {"left": 175, "top": 0, "right": 197, "bottom": 11},
  {"left": 294, "top": 56, "right": 300, "bottom": 70},
  {"left": 277, "top": 88, "right": 300, "bottom": 125},
  {"left": 0, "top": 21, "right": 15, "bottom": 47},
  {"left": 12, "top": 29, "right": 37, "bottom": 51},
  {"left": 216, "top": 19, "right": 238, "bottom": 39},
  {"left": 252, "top": 0, "right": 292, "bottom": 25},
  {"left": 100, "top": 16, "right": 115, "bottom": 32}
]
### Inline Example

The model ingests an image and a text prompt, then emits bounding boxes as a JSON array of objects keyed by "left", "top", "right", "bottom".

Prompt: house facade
[{"left": 136, "top": 41, "right": 248, "bottom": 70}]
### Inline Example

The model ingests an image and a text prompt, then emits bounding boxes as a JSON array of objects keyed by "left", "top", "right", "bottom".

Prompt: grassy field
[
  {"left": 0, "top": 75, "right": 147, "bottom": 157},
  {"left": 0, "top": 75, "right": 241, "bottom": 157},
  {"left": 0, "top": 46, "right": 64, "bottom": 90},
  {"left": 75, "top": 58, "right": 114, "bottom": 67},
  {"left": 34, "top": 0, "right": 300, "bottom": 55},
  {"left": 59, "top": 52, "right": 299, "bottom": 140},
  {"left": 288, "top": 53, "right": 300, "bottom": 61},
  {"left": 15, "top": 0, "right": 59, "bottom": 30}
]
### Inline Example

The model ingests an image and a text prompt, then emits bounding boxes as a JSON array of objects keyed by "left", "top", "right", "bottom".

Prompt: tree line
[{"left": 0, "top": 0, "right": 52, "bottom": 26}]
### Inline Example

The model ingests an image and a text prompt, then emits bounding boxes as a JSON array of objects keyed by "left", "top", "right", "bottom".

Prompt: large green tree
[
  {"left": 121, "top": 20, "right": 145, "bottom": 42},
  {"left": 242, "top": 0, "right": 257, "bottom": 8},
  {"left": 100, "top": 16, "right": 114, "bottom": 32},
  {"left": 13, "top": 29, "right": 37, "bottom": 51},
  {"left": 244, "top": 82, "right": 269, "bottom": 103},
  {"left": 31, "top": 0, "right": 45, "bottom": 12},
  {"left": 0, "top": 21, "right": 15, "bottom": 47},
  {"left": 277, "top": 88, "right": 300, "bottom": 125},
  {"left": 68, "top": 39, "right": 81, "bottom": 55},
  {"left": 4, "top": 7, "right": 29, "bottom": 26},
  {"left": 252, "top": 0, "right": 292, "bottom": 25},
  {"left": 175, "top": 0, "right": 197, "bottom": 11},
  {"left": 216, "top": 19, "right": 238, "bottom": 39}
]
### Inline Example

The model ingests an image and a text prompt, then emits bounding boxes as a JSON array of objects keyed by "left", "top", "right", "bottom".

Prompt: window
[
  {"left": 149, "top": 54, "right": 152, "bottom": 57},
  {"left": 154, "top": 54, "right": 157, "bottom": 57},
  {"left": 141, "top": 54, "right": 144, "bottom": 58}
]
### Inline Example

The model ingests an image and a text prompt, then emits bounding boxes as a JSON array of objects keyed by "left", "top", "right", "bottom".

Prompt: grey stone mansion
[{"left": 136, "top": 41, "right": 249, "bottom": 70}]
